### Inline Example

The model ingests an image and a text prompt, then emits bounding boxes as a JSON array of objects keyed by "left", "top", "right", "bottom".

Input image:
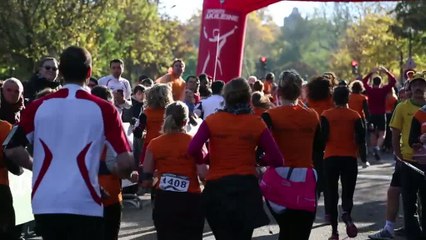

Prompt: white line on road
[{"left": 358, "top": 174, "right": 391, "bottom": 181}]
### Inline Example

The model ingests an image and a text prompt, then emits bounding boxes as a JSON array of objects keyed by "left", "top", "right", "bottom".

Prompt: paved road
[{"left": 119, "top": 154, "right": 408, "bottom": 240}]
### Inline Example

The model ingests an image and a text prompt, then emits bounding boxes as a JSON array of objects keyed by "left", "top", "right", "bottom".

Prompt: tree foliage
[{"left": 0, "top": 0, "right": 189, "bottom": 82}]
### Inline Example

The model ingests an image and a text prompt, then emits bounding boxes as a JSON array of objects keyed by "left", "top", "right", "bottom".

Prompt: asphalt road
[{"left": 118, "top": 153, "right": 408, "bottom": 240}]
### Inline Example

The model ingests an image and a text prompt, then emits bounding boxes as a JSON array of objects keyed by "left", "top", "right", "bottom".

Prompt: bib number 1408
[{"left": 159, "top": 174, "right": 190, "bottom": 192}]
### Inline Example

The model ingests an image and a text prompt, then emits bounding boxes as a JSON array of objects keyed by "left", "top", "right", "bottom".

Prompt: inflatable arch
[{"left": 197, "top": 0, "right": 392, "bottom": 81}]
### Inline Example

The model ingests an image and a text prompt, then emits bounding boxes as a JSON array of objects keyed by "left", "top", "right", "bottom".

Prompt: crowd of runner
[{"left": 0, "top": 46, "right": 425, "bottom": 240}]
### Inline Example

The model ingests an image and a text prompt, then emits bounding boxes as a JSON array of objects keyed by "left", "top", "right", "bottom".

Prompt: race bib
[{"left": 159, "top": 174, "right": 190, "bottom": 192}]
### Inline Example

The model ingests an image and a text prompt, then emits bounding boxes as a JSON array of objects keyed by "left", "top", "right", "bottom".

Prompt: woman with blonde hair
[
  {"left": 133, "top": 84, "right": 173, "bottom": 165},
  {"left": 142, "top": 101, "right": 206, "bottom": 240},
  {"left": 189, "top": 77, "right": 283, "bottom": 239}
]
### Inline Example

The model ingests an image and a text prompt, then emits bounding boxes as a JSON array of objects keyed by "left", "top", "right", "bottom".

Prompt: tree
[
  {"left": 330, "top": 14, "right": 413, "bottom": 81},
  {"left": 0, "top": 0, "right": 110, "bottom": 78}
]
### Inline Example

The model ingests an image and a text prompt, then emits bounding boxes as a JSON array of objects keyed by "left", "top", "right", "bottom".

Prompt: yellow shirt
[{"left": 389, "top": 100, "right": 422, "bottom": 161}]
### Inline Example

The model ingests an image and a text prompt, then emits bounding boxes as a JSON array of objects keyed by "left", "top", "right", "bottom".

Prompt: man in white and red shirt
[
  {"left": 4, "top": 46, "right": 134, "bottom": 239},
  {"left": 99, "top": 59, "right": 132, "bottom": 113}
]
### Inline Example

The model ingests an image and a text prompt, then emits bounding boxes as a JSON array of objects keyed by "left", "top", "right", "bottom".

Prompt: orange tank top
[
  {"left": 204, "top": 112, "right": 266, "bottom": 181},
  {"left": 322, "top": 108, "right": 361, "bottom": 159},
  {"left": 267, "top": 105, "right": 319, "bottom": 168},
  {"left": 307, "top": 97, "right": 334, "bottom": 116},
  {"left": 147, "top": 133, "right": 200, "bottom": 193},
  {"left": 348, "top": 93, "right": 367, "bottom": 118},
  {"left": 144, "top": 108, "right": 165, "bottom": 145}
]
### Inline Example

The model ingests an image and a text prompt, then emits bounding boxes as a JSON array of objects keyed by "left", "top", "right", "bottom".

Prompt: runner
[
  {"left": 306, "top": 76, "right": 334, "bottom": 202},
  {"left": 188, "top": 78, "right": 283, "bottom": 240},
  {"left": 251, "top": 91, "right": 273, "bottom": 117},
  {"left": 4, "top": 46, "right": 134, "bottom": 240},
  {"left": 261, "top": 70, "right": 321, "bottom": 240},
  {"left": 369, "top": 73, "right": 425, "bottom": 240},
  {"left": 348, "top": 80, "right": 369, "bottom": 125},
  {"left": 321, "top": 86, "right": 367, "bottom": 240},
  {"left": 91, "top": 85, "right": 128, "bottom": 240},
  {"left": 156, "top": 59, "right": 186, "bottom": 101},
  {"left": 134, "top": 84, "right": 174, "bottom": 165},
  {"left": 362, "top": 66, "right": 396, "bottom": 160},
  {"left": 141, "top": 101, "right": 207, "bottom": 240},
  {"left": 403, "top": 74, "right": 426, "bottom": 240},
  {"left": 0, "top": 120, "right": 14, "bottom": 240}
]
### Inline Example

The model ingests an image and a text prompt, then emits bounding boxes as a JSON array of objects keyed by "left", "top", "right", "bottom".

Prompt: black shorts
[
  {"left": 390, "top": 161, "right": 402, "bottom": 187},
  {"left": 369, "top": 114, "right": 386, "bottom": 132}
]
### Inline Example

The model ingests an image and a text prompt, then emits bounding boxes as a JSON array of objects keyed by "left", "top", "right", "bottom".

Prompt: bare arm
[
  {"left": 141, "top": 150, "right": 154, "bottom": 188},
  {"left": 391, "top": 127, "right": 402, "bottom": 160}
]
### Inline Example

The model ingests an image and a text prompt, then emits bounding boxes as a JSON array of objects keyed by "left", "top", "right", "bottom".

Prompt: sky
[{"left": 158, "top": 0, "right": 324, "bottom": 26}]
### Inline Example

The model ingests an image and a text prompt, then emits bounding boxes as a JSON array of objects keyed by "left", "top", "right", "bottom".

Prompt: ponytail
[{"left": 161, "top": 101, "right": 189, "bottom": 134}]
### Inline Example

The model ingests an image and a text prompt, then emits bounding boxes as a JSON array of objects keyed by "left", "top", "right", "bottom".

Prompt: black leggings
[
  {"left": 323, "top": 157, "right": 358, "bottom": 230},
  {"left": 103, "top": 203, "right": 122, "bottom": 240},
  {"left": 266, "top": 202, "right": 315, "bottom": 240},
  {"left": 153, "top": 190, "right": 204, "bottom": 240},
  {"left": 34, "top": 214, "right": 104, "bottom": 240},
  {"left": 0, "top": 185, "right": 16, "bottom": 240}
]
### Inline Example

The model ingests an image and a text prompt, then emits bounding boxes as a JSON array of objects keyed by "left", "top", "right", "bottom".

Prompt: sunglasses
[{"left": 44, "top": 66, "right": 58, "bottom": 71}]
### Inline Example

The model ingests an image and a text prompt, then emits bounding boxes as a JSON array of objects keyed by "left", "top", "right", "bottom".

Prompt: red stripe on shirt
[
  {"left": 77, "top": 142, "right": 102, "bottom": 205},
  {"left": 31, "top": 139, "right": 53, "bottom": 199}
]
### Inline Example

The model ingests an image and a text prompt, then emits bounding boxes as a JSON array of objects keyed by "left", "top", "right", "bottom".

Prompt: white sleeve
[
  {"left": 124, "top": 80, "right": 132, "bottom": 100},
  {"left": 98, "top": 76, "right": 108, "bottom": 86}
]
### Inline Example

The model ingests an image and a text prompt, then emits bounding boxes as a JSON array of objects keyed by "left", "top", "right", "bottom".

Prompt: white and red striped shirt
[{"left": 19, "top": 84, "right": 131, "bottom": 217}]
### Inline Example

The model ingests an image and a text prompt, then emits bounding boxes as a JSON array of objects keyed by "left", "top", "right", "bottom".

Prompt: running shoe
[
  {"left": 368, "top": 228, "right": 394, "bottom": 239},
  {"left": 328, "top": 232, "right": 339, "bottom": 240},
  {"left": 362, "top": 161, "right": 370, "bottom": 168},
  {"left": 341, "top": 213, "right": 358, "bottom": 238},
  {"left": 373, "top": 148, "right": 381, "bottom": 161},
  {"left": 394, "top": 227, "right": 405, "bottom": 236}
]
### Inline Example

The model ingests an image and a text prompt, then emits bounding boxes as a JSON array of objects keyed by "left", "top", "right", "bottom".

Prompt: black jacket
[{"left": 24, "top": 75, "right": 61, "bottom": 102}]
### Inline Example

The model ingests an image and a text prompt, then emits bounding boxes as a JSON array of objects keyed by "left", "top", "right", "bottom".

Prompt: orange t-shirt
[
  {"left": 0, "top": 121, "right": 13, "bottom": 186},
  {"left": 144, "top": 108, "right": 165, "bottom": 145},
  {"left": 156, "top": 74, "right": 186, "bottom": 101},
  {"left": 386, "top": 95, "right": 398, "bottom": 113},
  {"left": 307, "top": 97, "right": 334, "bottom": 116},
  {"left": 204, "top": 112, "right": 266, "bottom": 181},
  {"left": 267, "top": 105, "right": 319, "bottom": 168},
  {"left": 263, "top": 81, "right": 273, "bottom": 95},
  {"left": 348, "top": 93, "right": 367, "bottom": 118},
  {"left": 322, "top": 107, "right": 361, "bottom": 159},
  {"left": 99, "top": 147, "right": 122, "bottom": 206},
  {"left": 147, "top": 133, "right": 200, "bottom": 193}
]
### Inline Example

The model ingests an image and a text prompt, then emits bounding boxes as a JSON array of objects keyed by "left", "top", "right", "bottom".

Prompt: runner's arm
[
  {"left": 320, "top": 116, "right": 330, "bottom": 143},
  {"left": 141, "top": 150, "right": 154, "bottom": 188},
  {"left": 362, "top": 72, "right": 373, "bottom": 92},
  {"left": 258, "top": 128, "right": 284, "bottom": 167},
  {"left": 391, "top": 127, "right": 403, "bottom": 160},
  {"left": 355, "top": 118, "right": 367, "bottom": 163},
  {"left": 312, "top": 123, "right": 324, "bottom": 164},
  {"left": 4, "top": 146, "right": 33, "bottom": 171},
  {"left": 363, "top": 99, "right": 370, "bottom": 120},
  {"left": 188, "top": 121, "right": 210, "bottom": 164}
]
